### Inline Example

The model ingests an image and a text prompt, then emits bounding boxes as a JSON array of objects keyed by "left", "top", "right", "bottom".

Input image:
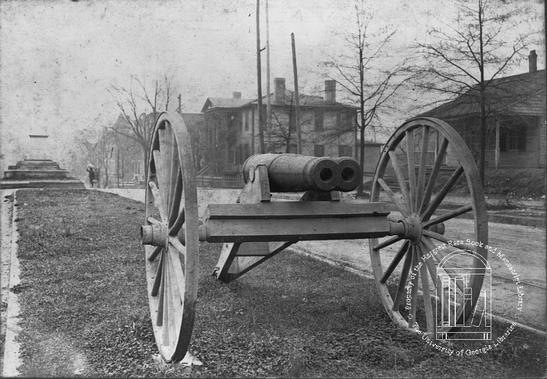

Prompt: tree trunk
[
  {"left": 358, "top": 125, "right": 366, "bottom": 196},
  {"left": 479, "top": 89, "right": 487, "bottom": 185},
  {"left": 357, "top": 43, "right": 366, "bottom": 197},
  {"left": 478, "top": 1, "right": 486, "bottom": 185}
]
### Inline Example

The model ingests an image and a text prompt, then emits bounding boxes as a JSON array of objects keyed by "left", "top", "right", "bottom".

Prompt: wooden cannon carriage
[{"left": 141, "top": 112, "right": 488, "bottom": 362}]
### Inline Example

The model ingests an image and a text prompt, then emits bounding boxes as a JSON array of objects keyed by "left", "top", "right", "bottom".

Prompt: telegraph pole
[
  {"left": 291, "top": 32, "right": 301, "bottom": 154},
  {"left": 256, "top": 0, "right": 265, "bottom": 153},
  {"left": 265, "top": 0, "right": 272, "bottom": 150}
]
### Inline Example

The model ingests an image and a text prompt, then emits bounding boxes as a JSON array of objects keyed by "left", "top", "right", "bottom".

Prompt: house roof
[
  {"left": 201, "top": 97, "right": 253, "bottom": 112},
  {"left": 112, "top": 113, "right": 131, "bottom": 130},
  {"left": 201, "top": 90, "right": 357, "bottom": 112},
  {"left": 418, "top": 69, "right": 546, "bottom": 119},
  {"left": 249, "top": 90, "right": 356, "bottom": 109}
]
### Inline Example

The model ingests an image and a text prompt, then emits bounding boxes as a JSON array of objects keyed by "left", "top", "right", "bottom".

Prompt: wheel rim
[
  {"left": 143, "top": 112, "right": 199, "bottom": 362},
  {"left": 369, "top": 117, "right": 488, "bottom": 336}
]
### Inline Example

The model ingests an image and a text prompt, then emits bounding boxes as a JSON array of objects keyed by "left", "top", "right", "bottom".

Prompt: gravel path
[{"left": 0, "top": 190, "right": 22, "bottom": 376}]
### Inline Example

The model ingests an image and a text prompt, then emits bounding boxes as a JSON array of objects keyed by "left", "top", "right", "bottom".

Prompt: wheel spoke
[
  {"left": 378, "top": 178, "right": 409, "bottom": 216},
  {"left": 168, "top": 236, "right": 187, "bottom": 256},
  {"left": 388, "top": 150, "right": 410, "bottom": 209},
  {"left": 153, "top": 150, "right": 169, "bottom": 219},
  {"left": 162, "top": 256, "right": 171, "bottom": 344},
  {"left": 409, "top": 246, "right": 419, "bottom": 324},
  {"left": 149, "top": 180, "right": 167, "bottom": 221},
  {"left": 168, "top": 170, "right": 183, "bottom": 227},
  {"left": 374, "top": 235, "right": 403, "bottom": 252},
  {"left": 422, "top": 229, "right": 451, "bottom": 245},
  {"left": 169, "top": 208, "right": 185, "bottom": 235},
  {"left": 421, "top": 238, "right": 465, "bottom": 293},
  {"left": 147, "top": 216, "right": 162, "bottom": 225},
  {"left": 148, "top": 246, "right": 163, "bottom": 262},
  {"left": 151, "top": 251, "right": 164, "bottom": 296},
  {"left": 156, "top": 253, "right": 166, "bottom": 326},
  {"left": 406, "top": 130, "right": 416, "bottom": 212},
  {"left": 393, "top": 248, "right": 413, "bottom": 310},
  {"left": 418, "top": 245, "right": 434, "bottom": 333},
  {"left": 419, "top": 137, "right": 448, "bottom": 214},
  {"left": 418, "top": 241, "right": 440, "bottom": 286},
  {"left": 423, "top": 205, "right": 473, "bottom": 228},
  {"left": 416, "top": 126, "right": 430, "bottom": 211},
  {"left": 159, "top": 127, "right": 178, "bottom": 214},
  {"left": 167, "top": 245, "right": 186, "bottom": 302},
  {"left": 380, "top": 241, "right": 410, "bottom": 283},
  {"left": 422, "top": 166, "right": 464, "bottom": 221}
]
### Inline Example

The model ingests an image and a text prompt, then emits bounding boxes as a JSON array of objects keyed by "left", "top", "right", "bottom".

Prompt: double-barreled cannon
[
  {"left": 141, "top": 112, "right": 488, "bottom": 362},
  {"left": 241, "top": 153, "right": 362, "bottom": 192}
]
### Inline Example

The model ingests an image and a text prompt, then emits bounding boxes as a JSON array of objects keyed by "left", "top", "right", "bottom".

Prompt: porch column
[{"left": 495, "top": 118, "right": 500, "bottom": 169}]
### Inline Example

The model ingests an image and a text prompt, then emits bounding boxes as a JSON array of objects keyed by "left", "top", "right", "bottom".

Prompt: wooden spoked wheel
[
  {"left": 142, "top": 112, "right": 199, "bottom": 362},
  {"left": 369, "top": 117, "right": 488, "bottom": 336}
]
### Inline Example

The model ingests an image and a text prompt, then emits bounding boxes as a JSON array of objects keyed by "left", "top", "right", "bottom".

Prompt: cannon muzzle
[{"left": 334, "top": 157, "right": 362, "bottom": 191}]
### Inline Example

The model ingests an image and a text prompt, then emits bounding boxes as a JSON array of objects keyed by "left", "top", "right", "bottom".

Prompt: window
[
  {"left": 314, "top": 144, "right": 325, "bottom": 157},
  {"left": 500, "top": 128, "right": 526, "bottom": 152},
  {"left": 244, "top": 111, "right": 249, "bottom": 132},
  {"left": 242, "top": 143, "right": 250, "bottom": 161},
  {"left": 336, "top": 112, "right": 353, "bottom": 129},
  {"left": 314, "top": 110, "right": 324, "bottom": 131},
  {"left": 338, "top": 145, "right": 352, "bottom": 157},
  {"left": 228, "top": 148, "right": 236, "bottom": 164}
]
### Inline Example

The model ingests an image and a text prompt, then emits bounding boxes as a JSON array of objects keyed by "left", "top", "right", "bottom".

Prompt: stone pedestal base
[{"left": 0, "top": 159, "right": 84, "bottom": 189}]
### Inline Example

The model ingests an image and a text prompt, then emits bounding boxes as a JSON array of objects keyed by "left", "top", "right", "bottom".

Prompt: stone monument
[{"left": 0, "top": 125, "right": 84, "bottom": 189}]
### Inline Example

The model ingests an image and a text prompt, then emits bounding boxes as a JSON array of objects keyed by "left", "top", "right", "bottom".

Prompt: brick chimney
[
  {"left": 233, "top": 91, "right": 242, "bottom": 99},
  {"left": 274, "top": 77, "right": 285, "bottom": 103},
  {"left": 325, "top": 80, "right": 336, "bottom": 104},
  {"left": 529, "top": 50, "right": 537, "bottom": 73}
]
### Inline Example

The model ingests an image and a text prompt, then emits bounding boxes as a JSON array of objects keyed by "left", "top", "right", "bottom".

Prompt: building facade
[
  {"left": 200, "top": 79, "right": 359, "bottom": 175},
  {"left": 419, "top": 51, "right": 546, "bottom": 172}
]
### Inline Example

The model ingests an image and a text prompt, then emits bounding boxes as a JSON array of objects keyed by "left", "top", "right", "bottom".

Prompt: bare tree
[
  {"left": 267, "top": 97, "right": 313, "bottom": 153},
  {"left": 413, "top": 0, "right": 533, "bottom": 184},
  {"left": 75, "top": 127, "right": 113, "bottom": 187},
  {"left": 108, "top": 74, "right": 174, "bottom": 179},
  {"left": 321, "top": 0, "right": 408, "bottom": 196}
]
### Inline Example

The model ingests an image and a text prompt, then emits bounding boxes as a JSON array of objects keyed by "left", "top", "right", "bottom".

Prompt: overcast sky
[{"left": 0, "top": 0, "right": 544, "bottom": 165}]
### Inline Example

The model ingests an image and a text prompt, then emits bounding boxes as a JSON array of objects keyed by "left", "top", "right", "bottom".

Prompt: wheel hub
[
  {"left": 141, "top": 223, "right": 168, "bottom": 247},
  {"left": 397, "top": 215, "right": 423, "bottom": 242}
]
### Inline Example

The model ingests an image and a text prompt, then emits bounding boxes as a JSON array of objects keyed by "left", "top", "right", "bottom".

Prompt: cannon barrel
[{"left": 242, "top": 153, "right": 340, "bottom": 192}]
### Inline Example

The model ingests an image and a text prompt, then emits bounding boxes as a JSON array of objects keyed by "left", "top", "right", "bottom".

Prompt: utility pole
[
  {"left": 256, "top": 0, "right": 265, "bottom": 153},
  {"left": 291, "top": 32, "right": 301, "bottom": 154},
  {"left": 265, "top": 0, "right": 272, "bottom": 151}
]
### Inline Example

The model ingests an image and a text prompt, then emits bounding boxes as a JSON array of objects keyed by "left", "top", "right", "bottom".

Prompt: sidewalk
[{"left": 100, "top": 188, "right": 546, "bottom": 332}]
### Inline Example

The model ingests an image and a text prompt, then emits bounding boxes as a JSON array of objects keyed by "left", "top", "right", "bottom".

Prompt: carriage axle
[{"left": 141, "top": 202, "right": 446, "bottom": 246}]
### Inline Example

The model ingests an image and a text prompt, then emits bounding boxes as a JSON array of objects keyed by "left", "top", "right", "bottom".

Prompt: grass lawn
[{"left": 12, "top": 189, "right": 546, "bottom": 377}]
